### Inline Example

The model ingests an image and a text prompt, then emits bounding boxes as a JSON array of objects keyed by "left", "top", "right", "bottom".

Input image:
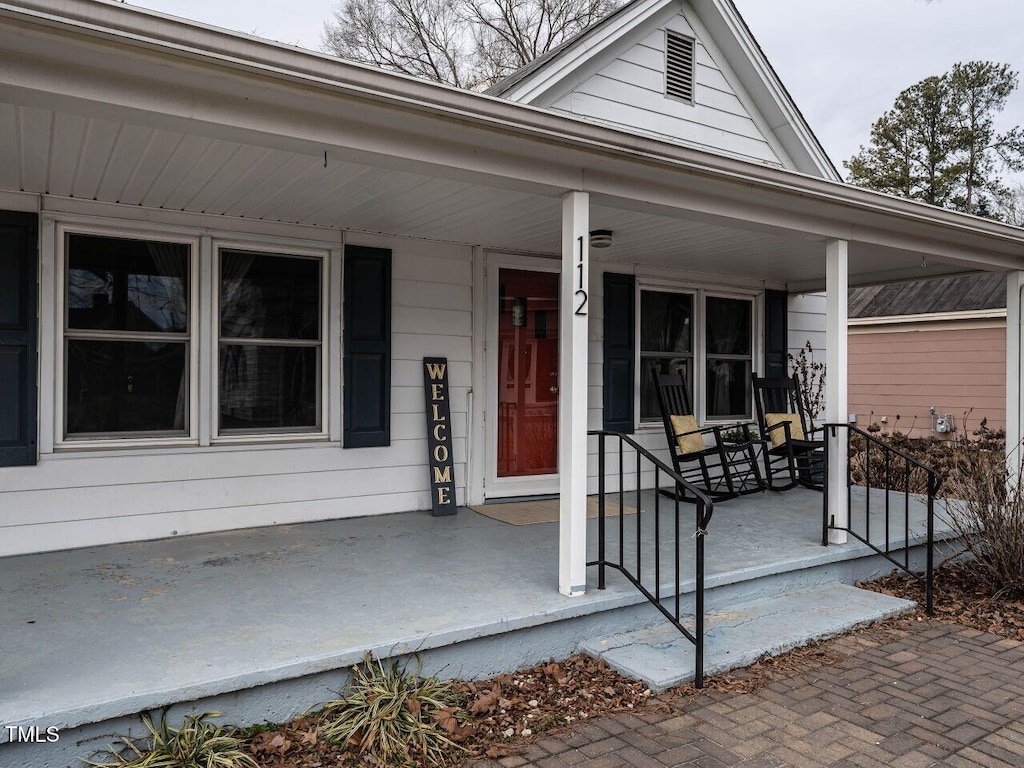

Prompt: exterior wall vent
[{"left": 665, "top": 30, "right": 695, "bottom": 103}]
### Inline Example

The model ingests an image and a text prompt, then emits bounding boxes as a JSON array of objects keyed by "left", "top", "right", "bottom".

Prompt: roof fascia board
[
  {"left": 692, "top": 0, "right": 839, "bottom": 180},
  {"left": 3, "top": 0, "right": 1024, "bottom": 268},
  {"left": 849, "top": 308, "right": 1007, "bottom": 327},
  {"left": 681, "top": 3, "right": 795, "bottom": 170}
]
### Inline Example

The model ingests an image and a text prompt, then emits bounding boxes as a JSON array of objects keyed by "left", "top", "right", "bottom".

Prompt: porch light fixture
[
  {"left": 511, "top": 297, "right": 527, "bottom": 327},
  {"left": 589, "top": 229, "right": 613, "bottom": 248}
]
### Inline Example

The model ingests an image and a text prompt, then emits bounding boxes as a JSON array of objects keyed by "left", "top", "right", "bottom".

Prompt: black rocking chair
[
  {"left": 652, "top": 370, "right": 764, "bottom": 502},
  {"left": 752, "top": 374, "right": 825, "bottom": 491}
]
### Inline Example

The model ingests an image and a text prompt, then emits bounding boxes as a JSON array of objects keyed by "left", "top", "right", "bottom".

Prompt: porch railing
[
  {"left": 587, "top": 430, "right": 715, "bottom": 689},
  {"left": 822, "top": 424, "right": 942, "bottom": 615}
]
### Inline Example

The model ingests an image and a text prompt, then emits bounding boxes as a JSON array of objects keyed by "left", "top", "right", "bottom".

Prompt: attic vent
[{"left": 665, "top": 31, "right": 695, "bottom": 103}]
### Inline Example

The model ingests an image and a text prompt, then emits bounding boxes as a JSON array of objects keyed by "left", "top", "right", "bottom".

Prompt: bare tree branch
[{"left": 323, "top": 0, "right": 623, "bottom": 90}]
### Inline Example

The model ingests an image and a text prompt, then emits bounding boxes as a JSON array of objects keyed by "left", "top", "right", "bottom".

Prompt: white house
[{"left": 2, "top": 0, "right": 1024, "bottom": 602}]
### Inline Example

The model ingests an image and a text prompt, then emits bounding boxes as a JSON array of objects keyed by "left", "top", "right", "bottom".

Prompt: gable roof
[
  {"left": 849, "top": 273, "right": 1008, "bottom": 318},
  {"left": 487, "top": 1, "right": 645, "bottom": 97},
  {"left": 488, "top": 0, "right": 839, "bottom": 180}
]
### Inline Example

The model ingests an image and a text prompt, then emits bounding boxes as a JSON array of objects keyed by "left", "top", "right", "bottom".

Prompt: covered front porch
[
  {"left": 0, "top": 6, "right": 1021, "bottom": 763},
  {"left": 4, "top": 0, "right": 1022, "bottom": 576},
  {"left": 2, "top": 485, "right": 937, "bottom": 766}
]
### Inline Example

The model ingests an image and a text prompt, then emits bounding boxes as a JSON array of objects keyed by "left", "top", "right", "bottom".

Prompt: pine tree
[{"left": 845, "top": 61, "right": 1024, "bottom": 216}]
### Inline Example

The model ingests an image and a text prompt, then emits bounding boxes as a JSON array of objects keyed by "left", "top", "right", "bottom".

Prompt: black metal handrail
[
  {"left": 587, "top": 430, "right": 714, "bottom": 688},
  {"left": 823, "top": 423, "right": 942, "bottom": 615}
]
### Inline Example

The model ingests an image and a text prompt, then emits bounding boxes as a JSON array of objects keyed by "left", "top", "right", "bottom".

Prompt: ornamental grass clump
[
  {"left": 80, "top": 711, "right": 257, "bottom": 768},
  {"left": 941, "top": 442, "right": 1024, "bottom": 600},
  {"left": 319, "top": 653, "right": 468, "bottom": 767}
]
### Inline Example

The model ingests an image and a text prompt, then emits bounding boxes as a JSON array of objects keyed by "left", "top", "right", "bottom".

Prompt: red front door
[{"left": 497, "top": 269, "right": 559, "bottom": 477}]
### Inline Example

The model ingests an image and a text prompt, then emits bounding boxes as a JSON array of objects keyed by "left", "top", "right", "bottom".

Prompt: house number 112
[{"left": 575, "top": 235, "right": 588, "bottom": 316}]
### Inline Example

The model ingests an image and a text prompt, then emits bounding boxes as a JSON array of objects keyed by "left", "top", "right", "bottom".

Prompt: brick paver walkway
[{"left": 475, "top": 621, "right": 1024, "bottom": 768}]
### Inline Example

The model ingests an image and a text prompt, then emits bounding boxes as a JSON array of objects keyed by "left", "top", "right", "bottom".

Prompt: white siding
[
  {"left": 789, "top": 292, "right": 827, "bottom": 360},
  {"left": 546, "top": 13, "right": 783, "bottom": 167},
  {"left": 0, "top": 215, "right": 475, "bottom": 557},
  {"left": 788, "top": 291, "right": 828, "bottom": 418},
  {"left": 0, "top": 201, "right": 828, "bottom": 557}
]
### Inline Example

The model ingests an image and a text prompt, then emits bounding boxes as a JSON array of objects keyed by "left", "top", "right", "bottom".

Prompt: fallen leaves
[
  {"left": 246, "top": 717, "right": 340, "bottom": 768},
  {"left": 238, "top": 562, "right": 1024, "bottom": 767},
  {"left": 240, "top": 655, "right": 659, "bottom": 767},
  {"left": 862, "top": 562, "right": 1024, "bottom": 642}
]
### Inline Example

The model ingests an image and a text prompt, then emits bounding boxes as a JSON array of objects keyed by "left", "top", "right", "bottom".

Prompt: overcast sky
[{"left": 130, "top": 0, "right": 1024, "bottom": 177}]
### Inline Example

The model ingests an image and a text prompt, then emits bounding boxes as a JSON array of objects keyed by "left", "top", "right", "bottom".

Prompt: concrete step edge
[{"left": 580, "top": 582, "right": 916, "bottom": 691}]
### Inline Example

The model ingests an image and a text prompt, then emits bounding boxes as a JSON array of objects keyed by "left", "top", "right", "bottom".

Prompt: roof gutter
[{"left": 2, "top": 0, "right": 1024, "bottom": 255}]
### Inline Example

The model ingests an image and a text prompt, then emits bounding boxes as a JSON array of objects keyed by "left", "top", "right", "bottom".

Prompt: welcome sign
[{"left": 423, "top": 357, "right": 457, "bottom": 516}]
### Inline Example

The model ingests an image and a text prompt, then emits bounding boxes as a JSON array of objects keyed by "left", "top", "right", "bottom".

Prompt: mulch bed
[
  {"left": 239, "top": 558, "right": 1024, "bottom": 767},
  {"left": 861, "top": 560, "right": 1024, "bottom": 641}
]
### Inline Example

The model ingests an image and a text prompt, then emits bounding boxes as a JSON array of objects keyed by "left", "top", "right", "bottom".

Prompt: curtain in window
[
  {"left": 218, "top": 250, "right": 320, "bottom": 432},
  {"left": 219, "top": 252, "right": 263, "bottom": 424},
  {"left": 706, "top": 297, "right": 751, "bottom": 419},
  {"left": 146, "top": 242, "right": 189, "bottom": 430}
]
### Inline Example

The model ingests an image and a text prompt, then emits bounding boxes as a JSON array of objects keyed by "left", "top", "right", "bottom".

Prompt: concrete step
[{"left": 580, "top": 582, "right": 915, "bottom": 691}]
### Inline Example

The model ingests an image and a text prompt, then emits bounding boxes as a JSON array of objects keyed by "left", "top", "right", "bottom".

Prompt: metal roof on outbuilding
[{"left": 848, "top": 272, "right": 1007, "bottom": 318}]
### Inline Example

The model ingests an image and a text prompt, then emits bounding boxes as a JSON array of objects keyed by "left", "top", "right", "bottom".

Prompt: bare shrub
[
  {"left": 847, "top": 434, "right": 933, "bottom": 494},
  {"left": 847, "top": 429, "right": 1024, "bottom": 598},
  {"left": 788, "top": 340, "right": 825, "bottom": 431},
  {"left": 848, "top": 430, "right": 1005, "bottom": 498},
  {"left": 940, "top": 442, "right": 1024, "bottom": 600}
]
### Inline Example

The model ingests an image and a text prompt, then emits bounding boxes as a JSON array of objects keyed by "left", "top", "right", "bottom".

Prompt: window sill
[
  {"left": 51, "top": 435, "right": 333, "bottom": 457},
  {"left": 212, "top": 432, "right": 330, "bottom": 447}
]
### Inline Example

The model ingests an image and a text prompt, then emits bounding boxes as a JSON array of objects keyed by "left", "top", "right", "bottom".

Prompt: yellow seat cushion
[
  {"left": 669, "top": 414, "right": 706, "bottom": 455},
  {"left": 765, "top": 413, "right": 804, "bottom": 447}
]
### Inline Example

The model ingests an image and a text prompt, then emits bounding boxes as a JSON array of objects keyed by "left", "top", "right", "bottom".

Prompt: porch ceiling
[
  {"left": 1, "top": 102, "right": 995, "bottom": 290},
  {"left": 2, "top": 0, "right": 1022, "bottom": 291}
]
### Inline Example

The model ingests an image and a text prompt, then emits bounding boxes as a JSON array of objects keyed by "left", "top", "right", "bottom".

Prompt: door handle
[{"left": 550, "top": 386, "right": 559, "bottom": 394}]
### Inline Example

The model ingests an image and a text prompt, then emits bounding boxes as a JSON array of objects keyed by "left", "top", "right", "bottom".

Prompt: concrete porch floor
[{"left": 0, "top": 485, "right": 940, "bottom": 754}]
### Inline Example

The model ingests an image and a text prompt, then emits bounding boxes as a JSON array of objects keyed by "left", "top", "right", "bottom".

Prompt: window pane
[
  {"left": 640, "top": 357, "right": 691, "bottom": 421},
  {"left": 641, "top": 291, "right": 692, "bottom": 354},
  {"left": 706, "top": 359, "right": 752, "bottom": 419},
  {"left": 221, "top": 251, "right": 320, "bottom": 340},
  {"left": 706, "top": 296, "right": 751, "bottom": 355},
  {"left": 66, "top": 340, "right": 188, "bottom": 435},
  {"left": 67, "top": 234, "right": 188, "bottom": 333},
  {"left": 219, "top": 345, "right": 319, "bottom": 431}
]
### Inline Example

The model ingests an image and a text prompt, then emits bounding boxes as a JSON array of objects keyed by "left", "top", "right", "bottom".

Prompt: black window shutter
[
  {"left": 764, "top": 289, "right": 788, "bottom": 379},
  {"left": 343, "top": 245, "right": 392, "bottom": 448},
  {"left": 603, "top": 271, "right": 635, "bottom": 433},
  {"left": 0, "top": 211, "right": 38, "bottom": 466}
]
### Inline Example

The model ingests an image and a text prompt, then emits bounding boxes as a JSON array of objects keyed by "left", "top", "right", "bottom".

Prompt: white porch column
[
  {"left": 825, "top": 239, "right": 849, "bottom": 544},
  {"left": 559, "top": 191, "right": 589, "bottom": 596},
  {"left": 1006, "top": 271, "right": 1024, "bottom": 473}
]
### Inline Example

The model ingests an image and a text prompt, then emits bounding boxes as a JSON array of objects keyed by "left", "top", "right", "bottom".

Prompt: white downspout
[{"left": 1006, "top": 272, "right": 1024, "bottom": 475}]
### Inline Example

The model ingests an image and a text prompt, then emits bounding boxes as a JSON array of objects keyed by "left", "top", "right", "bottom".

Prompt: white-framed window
[
  {"left": 215, "top": 244, "right": 326, "bottom": 437},
  {"left": 704, "top": 294, "right": 753, "bottom": 420},
  {"left": 639, "top": 288, "right": 695, "bottom": 422},
  {"left": 56, "top": 223, "right": 331, "bottom": 447},
  {"left": 62, "top": 228, "right": 197, "bottom": 441},
  {"left": 639, "top": 286, "right": 755, "bottom": 424}
]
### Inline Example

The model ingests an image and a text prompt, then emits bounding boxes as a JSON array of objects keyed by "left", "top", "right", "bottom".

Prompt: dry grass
[
  {"left": 318, "top": 654, "right": 467, "bottom": 767},
  {"left": 81, "top": 712, "right": 257, "bottom": 768}
]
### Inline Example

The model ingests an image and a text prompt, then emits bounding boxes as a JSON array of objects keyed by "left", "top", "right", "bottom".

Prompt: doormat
[{"left": 469, "top": 496, "right": 637, "bottom": 525}]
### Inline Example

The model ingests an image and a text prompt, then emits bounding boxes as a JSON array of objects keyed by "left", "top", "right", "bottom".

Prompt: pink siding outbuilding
[{"left": 848, "top": 323, "right": 1006, "bottom": 438}]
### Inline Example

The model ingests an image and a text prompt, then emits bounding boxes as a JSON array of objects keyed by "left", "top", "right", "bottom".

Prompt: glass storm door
[{"left": 496, "top": 268, "right": 559, "bottom": 477}]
